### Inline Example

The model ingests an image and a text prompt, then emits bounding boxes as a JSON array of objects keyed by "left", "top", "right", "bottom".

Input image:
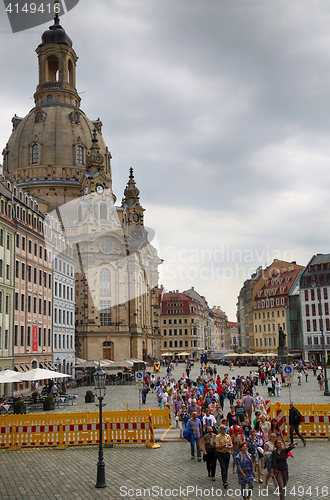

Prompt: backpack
[
  {"left": 317, "top": 374, "right": 322, "bottom": 381},
  {"left": 294, "top": 409, "right": 302, "bottom": 424}
]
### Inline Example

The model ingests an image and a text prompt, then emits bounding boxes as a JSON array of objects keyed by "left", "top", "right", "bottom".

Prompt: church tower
[{"left": 2, "top": 13, "right": 114, "bottom": 212}]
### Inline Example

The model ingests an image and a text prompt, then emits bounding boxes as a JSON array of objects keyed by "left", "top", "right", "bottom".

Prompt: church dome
[
  {"left": 5, "top": 105, "right": 107, "bottom": 174},
  {"left": 39, "top": 15, "right": 72, "bottom": 48}
]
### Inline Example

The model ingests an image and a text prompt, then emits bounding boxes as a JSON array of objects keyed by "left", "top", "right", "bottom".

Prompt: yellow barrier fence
[
  {"left": 265, "top": 401, "right": 330, "bottom": 438},
  {"left": 0, "top": 407, "right": 168, "bottom": 450}
]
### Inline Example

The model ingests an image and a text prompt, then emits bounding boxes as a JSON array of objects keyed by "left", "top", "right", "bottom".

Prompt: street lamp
[
  {"left": 312, "top": 276, "right": 330, "bottom": 396},
  {"left": 94, "top": 363, "right": 107, "bottom": 487}
]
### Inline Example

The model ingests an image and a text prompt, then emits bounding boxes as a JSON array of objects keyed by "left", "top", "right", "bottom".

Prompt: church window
[
  {"left": 76, "top": 145, "right": 84, "bottom": 164},
  {"left": 45, "top": 55, "right": 59, "bottom": 81},
  {"left": 77, "top": 205, "right": 82, "bottom": 222},
  {"left": 47, "top": 94, "right": 53, "bottom": 102},
  {"left": 100, "top": 203, "right": 107, "bottom": 220},
  {"left": 100, "top": 238, "right": 113, "bottom": 254},
  {"left": 100, "top": 268, "right": 111, "bottom": 297},
  {"left": 31, "top": 143, "right": 39, "bottom": 164},
  {"left": 35, "top": 111, "right": 44, "bottom": 123},
  {"left": 100, "top": 300, "right": 111, "bottom": 325}
]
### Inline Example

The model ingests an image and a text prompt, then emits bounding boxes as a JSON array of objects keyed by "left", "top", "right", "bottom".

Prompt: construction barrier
[
  {"left": 265, "top": 401, "right": 330, "bottom": 438},
  {"left": 0, "top": 408, "right": 165, "bottom": 450}
]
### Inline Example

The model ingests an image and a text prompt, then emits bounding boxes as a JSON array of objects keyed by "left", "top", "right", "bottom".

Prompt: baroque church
[{"left": 2, "top": 13, "right": 162, "bottom": 362}]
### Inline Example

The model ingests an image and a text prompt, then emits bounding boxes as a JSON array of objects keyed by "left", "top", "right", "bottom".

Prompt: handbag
[{"left": 203, "top": 453, "right": 207, "bottom": 462}]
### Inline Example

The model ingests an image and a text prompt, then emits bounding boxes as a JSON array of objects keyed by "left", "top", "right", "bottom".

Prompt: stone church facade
[{"left": 2, "top": 14, "right": 162, "bottom": 362}]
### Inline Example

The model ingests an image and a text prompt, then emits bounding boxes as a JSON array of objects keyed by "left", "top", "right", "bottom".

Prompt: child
[{"left": 242, "top": 418, "right": 252, "bottom": 440}]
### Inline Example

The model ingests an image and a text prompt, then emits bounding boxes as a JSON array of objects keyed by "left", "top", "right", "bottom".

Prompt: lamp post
[
  {"left": 312, "top": 276, "right": 330, "bottom": 396},
  {"left": 94, "top": 363, "right": 107, "bottom": 487}
]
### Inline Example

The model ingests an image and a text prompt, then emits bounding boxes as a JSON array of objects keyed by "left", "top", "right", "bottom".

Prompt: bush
[
  {"left": 147, "top": 372, "right": 151, "bottom": 376},
  {"left": 86, "top": 390, "right": 93, "bottom": 396},
  {"left": 44, "top": 395, "right": 54, "bottom": 402},
  {"left": 59, "top": 391, "right": 66, "bottom": 395},
  {"left": 117, "top": 372, "right": 122, "bottom": 377},
  {"left": 15, "top": 399, "right": 25, "bottom": 407},
  {"left": 32, "top": 391, "right": 39, "bottom": 397}
]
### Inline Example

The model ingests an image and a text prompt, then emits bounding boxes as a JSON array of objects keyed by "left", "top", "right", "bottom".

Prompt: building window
[
  {"left": 28, "top": 295, "right": 31, "bottom": 313},
  {"left": 27, "top": 326, "right": 31, "bottom": 346},
  {"left": 14, "top": 292, "right": 19, "bottom": 310},
  {"left": 4, "top": 330, "right": 8, "bottom": 349},
  {"left": 48, "top": 329, "right": 51, "bottom": 346},
  {"left": 100, "top": 203, "right": 107, "bottom": 220},
  {"left": 14, "top": 325, "right": 18, "bottom": 346},
  {"left": 76, "top": 145, "right": 84, "bottom": 164},
  {"left": 21, "top": 263, "right": 25, "bottom": 280},
  {"left": 163, "top": 329, "right": 167, "bottom": 336},
  {"left": 20, "top": 326, "right": 24, "bottom": 346},
  {"left": 163, "top": 341, "right": 167, "bottom": 348},
  {"left": 5, "top": 295, "right": 9, "bottom": 314},
  {"left": 305, "top": 304, "right": 309, "bottom": 316},
  {"left": 21, "top": 294, "right": 25, "bottom": 312},
  {"left": 100, "top": 300, "right": 111, "bottom": 325},
  {"left": 100, "top": 268, "right": 111, "bottom": 297},
  {"left": 306, "top": 320, "right": 311, "bottom": 332},
  {"left": 31, "top": 143, "right": 39, "bottom": 164}
]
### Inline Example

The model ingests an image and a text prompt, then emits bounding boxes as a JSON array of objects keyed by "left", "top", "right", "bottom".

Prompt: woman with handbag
[
  {"left": 271, "top": 439, "right": 298, "bottom": 500},
  {"left": 203, "top": 426, "right": 217, "bottom": 481}
]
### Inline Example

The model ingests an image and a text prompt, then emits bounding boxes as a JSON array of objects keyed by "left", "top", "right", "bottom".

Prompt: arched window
[
  {"left": 77, "top": 205, "right": 82, "bottom": 222},
  {"left": 68, "top": 59, "right": 73, "bottom": 85},
  {"left": 100, "top": 268, "right": 111, "bottom": 297},
  {"left": 47, "top": 94, "right": 53, "bottom": 102},
  {"left": 46, "top": 55, "right": 59, "bottom": 81},
  {"left": 100, "top": 203, "right": 107, "bottom": 220},
  {"left": 76, "top": 145, "right": 84, "bottom": 164},
  {"left": 31, "top": 144, "right": 39, "bottom": 164}
]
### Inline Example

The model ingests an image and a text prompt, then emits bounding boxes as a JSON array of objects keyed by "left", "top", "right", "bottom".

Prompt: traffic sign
[
  {"left": 136, "top": 371, "right": 143, "bottom": 388},
  {"left": 283, "top": 365, "right": 293, "bottom": 377},
  {"left": 136, "top": 371, "right": 143, "bottom": 380}
]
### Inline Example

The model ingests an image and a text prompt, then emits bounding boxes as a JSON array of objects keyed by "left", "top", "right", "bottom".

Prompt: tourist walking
[
  {"left": 203, "top": 426, "right": 217, "bottom": 480},
  {"left": 271, "top": 439, "right": 298, "bottom": 500},
  {"left": 236, "top": 441, "right": 255, "bottom": 500},
  {"left": 215, "top": 425, "right": 232, "bottom": 488},
  {"left": 289, "top": 402, "right": 306, "bottom": 446}
]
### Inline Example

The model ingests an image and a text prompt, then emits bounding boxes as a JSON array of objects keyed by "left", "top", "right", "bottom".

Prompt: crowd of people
[{"left": 141, "top": 360, "right": 307, "bottom": 500}]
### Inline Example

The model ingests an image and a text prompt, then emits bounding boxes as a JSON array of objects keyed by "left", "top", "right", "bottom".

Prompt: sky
[{"left": 1, "top": 0, "right": 330, "bottom": 320}]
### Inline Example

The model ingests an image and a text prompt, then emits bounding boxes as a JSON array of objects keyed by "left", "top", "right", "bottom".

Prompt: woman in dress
[
  {"left": 203, "top": 426, "right": 217, "bottom": 481},
  {"left": 259, "top": 414, "right": 271, "bottom": 442},
  {"left": 236, "top": 441, "right": 255, "bottom": 500}
]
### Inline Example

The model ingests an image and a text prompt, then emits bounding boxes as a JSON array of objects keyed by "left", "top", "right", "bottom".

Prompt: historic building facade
[
  {"left": 3, "top": 14, "right": 162, "bottom": 362},
  {"left": 300, "top": 254, "right": 330, "bottom": 364}
]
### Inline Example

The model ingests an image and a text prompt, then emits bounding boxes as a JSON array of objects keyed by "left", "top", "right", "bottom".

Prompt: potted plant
[
  {"left": 85, "top": 390, "right": 95, "bottom": 403},
  {"left": 31, "top": 391, "right": 39, "bottom": 398},
  {"left": 14, "top": 399, "right": 26, "bottom": 414},
  {"left": 43, "top": 395, "right": 55, "bottom": 411},
  {"left": 59, "top": 391, "right": 66, "bottom": 395}
]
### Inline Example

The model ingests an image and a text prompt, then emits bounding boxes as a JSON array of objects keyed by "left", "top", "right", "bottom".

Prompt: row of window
[
  {"left": 304, "top": 288, "right": 328, "bottom": 301},
  {"left": 254, "top": 298, "right": 286, "bottom": 309},
  {"left": 15, "top": 235, "right": 51, "bottom": 261},
  {"left": 305, "top": 303, "right": 329, "bottom": 316},
  {"left": 163, "top": 340, "right": 189, "bottom": 348},
  {"left": 302, "top": 273, "right": 330, "bottom": 286},
  {"left": 54, "top": 309, "right": 74, "bottom": 326},
  {"left": 14, "top": 262, "right": 52, "bottom": 288},
  {"left": 54, "top": 282, "right": 74, "bottom": 301},
  {"left": 54, "top": 334, "right": 74, "bottom": 350},
  {"left": 166, "top": 309, "right": 184, "bottom": 314},
  {"left": 14, "top": 325, "right": 51, "bottom": 348},
  {"left": 255, "top": 338, "right": 276, "bottom": 347},
  {"left": 163, "top": 318, "right": 189, "bottom": 325},
  {"left": 306, "top": 336, "right": 330, "bottom": 345},
  {"left": 254, "top": 310, "right": 285, "bottom": 320},
  {"left": 306, "top": 318, "right": 330, "bottom": 332},
  {"left": 54, "top": 259, "right": 74, "bottom": 277},
  {"left": 0, "top": 230, "right": 11, "bottom": 249},
  {"left": 167, "top": 302, "right": 183, "bottom": 307},
  {"left": 163, "top": 329, "right": 189, "bottom": 336},
  {"left": 14, "top": 294, "right": 51, "bottom": 316}
]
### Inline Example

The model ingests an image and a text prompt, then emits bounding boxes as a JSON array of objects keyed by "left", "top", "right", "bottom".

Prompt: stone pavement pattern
[
  {"left": 0, "top": 439, "right": 329, "bottom": 500},
  {"left": 1, "top": 363, "right": 329, "bottom": 499}
]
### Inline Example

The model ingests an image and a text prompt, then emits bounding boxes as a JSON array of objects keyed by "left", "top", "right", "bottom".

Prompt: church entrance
[{"left": 102, "top": 341, "right": 113, "bottom": 360}]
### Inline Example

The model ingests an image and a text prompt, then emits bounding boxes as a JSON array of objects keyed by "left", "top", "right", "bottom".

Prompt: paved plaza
[{"left": 1, "top": 364, "right": 329, "bottom": 500}]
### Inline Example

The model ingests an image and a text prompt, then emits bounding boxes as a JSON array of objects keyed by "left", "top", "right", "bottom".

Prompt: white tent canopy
[{"left": 12, "top": 368, "right": 71, "bottom": 382}]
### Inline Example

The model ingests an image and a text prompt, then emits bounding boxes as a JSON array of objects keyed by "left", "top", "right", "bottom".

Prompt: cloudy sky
[{"left": 1, "top": 0, "right": 330, "bottom": 320}]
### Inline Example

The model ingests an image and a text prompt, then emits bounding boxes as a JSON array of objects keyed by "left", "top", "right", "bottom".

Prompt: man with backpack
[{"left": 289, "top": 401, "right": 306, "bottom": 446}]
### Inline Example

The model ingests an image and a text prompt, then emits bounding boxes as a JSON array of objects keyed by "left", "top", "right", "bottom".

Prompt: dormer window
[{"left": 76, "top": 145, "right": 84, "bottom": 164}]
